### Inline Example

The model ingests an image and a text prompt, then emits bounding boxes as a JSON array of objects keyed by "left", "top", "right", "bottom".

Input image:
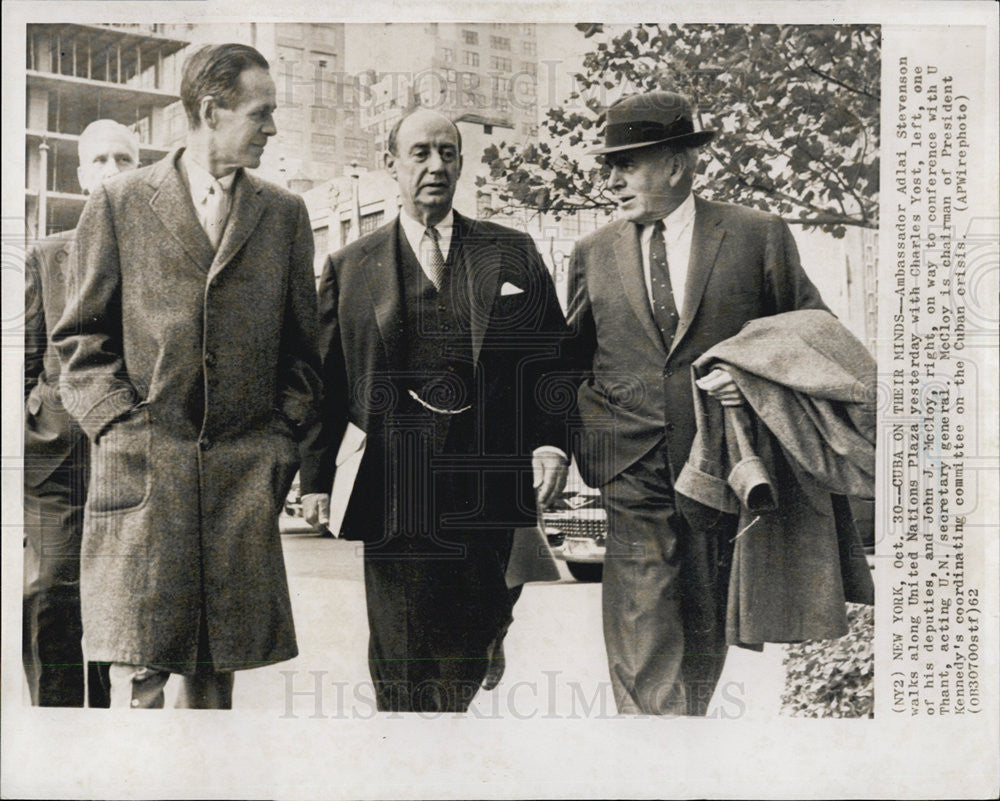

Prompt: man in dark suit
[
  {"left": 565, "top": 91, "right": 830, "bottom": 715},
  {"left": 23, "top": 119, "right": 140, "bottom": 707},
  {"left": 52, "top": 44, "right": 321, "bottom": 709},
  {"left": 300, "top": 108, "right": 571, "bottom": 713}
]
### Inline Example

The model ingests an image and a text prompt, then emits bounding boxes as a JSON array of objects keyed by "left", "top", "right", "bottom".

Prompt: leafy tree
[{"left": 480, "top": 24, "right": 880, "bottom": 237}]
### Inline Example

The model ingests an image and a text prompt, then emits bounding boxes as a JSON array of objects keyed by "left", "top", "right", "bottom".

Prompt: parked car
[{"left": 541, "top": 483, "right": 606, "bottom": 582}]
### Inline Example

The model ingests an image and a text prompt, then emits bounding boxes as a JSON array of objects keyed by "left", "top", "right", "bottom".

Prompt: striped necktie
[{"left": 422, "top": 226, "right": 447, "bottom": 290}]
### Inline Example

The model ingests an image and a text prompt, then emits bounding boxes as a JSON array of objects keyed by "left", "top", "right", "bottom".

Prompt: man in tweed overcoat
[{"left": 52, "top": 44, "right": 321, "bottom": 708}]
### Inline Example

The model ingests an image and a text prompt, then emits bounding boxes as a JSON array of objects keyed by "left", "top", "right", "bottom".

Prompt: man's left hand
[
  {"left": 532, "top": 451, "right": 569, "bottom": 510},
  {"left": 696, "top": 367, "right": 745, "bottom": 406}
]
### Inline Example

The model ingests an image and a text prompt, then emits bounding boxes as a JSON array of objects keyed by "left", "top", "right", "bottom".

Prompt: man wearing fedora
[{"left": 565, "top": 90, "right": 830, "bottom": 715}]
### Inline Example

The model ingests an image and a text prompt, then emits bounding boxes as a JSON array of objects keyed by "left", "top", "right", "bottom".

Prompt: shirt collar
[
  {"left": 181, "top": 151, "right": 237, "bottom": 203},
  {"left": 643, "top": 192, "right": 696, "bottom": 238},
  {"left": 399, "top": 208, "right": 454, "bottom": 248}
]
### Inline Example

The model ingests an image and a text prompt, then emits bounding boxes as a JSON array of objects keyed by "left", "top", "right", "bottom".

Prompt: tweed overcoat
[
  {"left": 677, "top": 310, "right": 877, "bottom": 646},
  {"left": 52, "top": 149, "right": 322, "bottom": 673}
]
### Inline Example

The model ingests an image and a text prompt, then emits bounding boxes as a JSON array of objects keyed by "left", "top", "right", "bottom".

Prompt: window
[
  {"left": 313, "top": 226, "right": 329, "bottom": 257},
  {"left": 490, "top": 36, "right": 510, "bottom": 51},
  {"left": 462, "top": 30, "right": 478, "bottom": 45},
  {"left": 312, "top": 106, "right": 337, "bottom": 126},
  {"left": 360, "top": 211, "right": 384, "bottom": 235},
  {"left": 311, "top": 132, "right": 337, "bottom": 156},
  {"left": 522, "top": 40, "right": 536, "bottom": 55},
  {"left": 464, "top": 51, "right": 480, "bottom": 67},
  {"left": 442, "top": 47, "right": 455, "bottom": 63},
  {"left": 490, "top": 56, "right": 511, "bottom": 72},
  {"left": 521, "top": 61, "right": 537, "bottom": 75},
  {"left": 312, "top": 25, "right": 337, "bottom": 44},
  {"left": 461, "top": 72, "right": 480, "bottom": 90},
  {"left": 491, "top": 75, "right": 506, "bottom": 93},
  {"left": 495, "top": 98, "right": 509, "bottom": 111}
]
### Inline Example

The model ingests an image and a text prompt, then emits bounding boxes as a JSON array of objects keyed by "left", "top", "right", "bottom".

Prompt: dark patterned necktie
[
  {"left": 649, "top": 220, "right": 679, "bottom": 347},
  {"left": 422, "top": 226, "right": 447, "bottom": 290}
]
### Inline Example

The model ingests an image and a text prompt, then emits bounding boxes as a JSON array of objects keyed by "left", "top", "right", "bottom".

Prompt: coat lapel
[
  {"left": 359, "top": 222, "right": 404, "bottom": 366},
  {"left": 147, "top": 150, "right": 216, "bottom": 272},
  {"left": 455, "top": 212, "right": 501, "bottom": 366},
  {"left": 208, "top": 170, "right": 265, "bottom": 282},
  {"left": 668, "top": 197, "right": 725, "bottom": 360},
  {"left": 613, "top": 221, "right": 665, "bottom": 354}
]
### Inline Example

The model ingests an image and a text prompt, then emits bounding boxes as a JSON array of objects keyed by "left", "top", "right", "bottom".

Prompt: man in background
[{"left": 24, "top": 119, "right": 140, "bottom": 707}]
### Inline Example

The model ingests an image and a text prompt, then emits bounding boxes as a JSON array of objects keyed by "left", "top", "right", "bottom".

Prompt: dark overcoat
[
  {"left": 24, "top": 230, "right": 86, "bottom": 488},
  {"left": 52, "top": 149, "right": 321, "bottom": 673}
]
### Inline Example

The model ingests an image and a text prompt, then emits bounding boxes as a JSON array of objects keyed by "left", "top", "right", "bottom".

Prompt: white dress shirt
[
  {"left": 640, "top": 192, "right": 696, "bottom": 318},
  {"left": 181, "top": 152, "right": 236, "bottom": 249},
  {"left": 398, "top": 209, "right": 455, "bottom": 285}
]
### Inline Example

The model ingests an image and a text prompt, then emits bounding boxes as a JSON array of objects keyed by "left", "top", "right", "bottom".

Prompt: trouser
[
  {"left": 599, "top": 443, "right": 731, "bottom": 716},
  {"left": 109, "top": 664, "right": 234, "bottom": 709},
  {"left": 23, "top": 465, "right": 110, "bottom": 708},
  {"left": 109, "top": 612, "right": 234, "bottom": 709},
  {"left": 363, "top": 531, "right": 513, "bottom": 713}
]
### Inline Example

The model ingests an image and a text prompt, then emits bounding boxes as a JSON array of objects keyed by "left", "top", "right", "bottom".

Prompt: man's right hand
[{"left": 302, "top": 493, "right": 331, "bottom": 532}]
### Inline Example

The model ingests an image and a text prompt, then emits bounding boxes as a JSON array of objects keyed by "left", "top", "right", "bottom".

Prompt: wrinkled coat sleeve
[
  {"left": 51, "top": 186, "right": 139, "bottom": 441},
  {"left": 520, "top": 235, "right": 575, "bottom": 457},
  {"left": 298, "top": 252, "right": 349, "bottom": 496},
  {"left": 764, "top": 216, "right": 829, "bottom": 314},
  {"left": 277, "top": 198, "right": 323, "bottom": 433},
  {"left": 563, "top": 242, "right": 598, "bottom": 386},
  {"left": 24, "top": 243, "right": 46, "bottom": 400}
]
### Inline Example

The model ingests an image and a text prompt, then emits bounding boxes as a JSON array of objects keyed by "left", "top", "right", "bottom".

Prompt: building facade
[{"left": 25, "top": 23, "right": 188, "bottom": 237}]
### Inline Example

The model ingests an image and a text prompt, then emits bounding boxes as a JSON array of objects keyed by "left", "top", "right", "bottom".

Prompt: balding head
[
  {"left": 385, "top": 108, "right": 463, "bottom": 226},
  {"left": 77, "top": 120, "right": 140, "bottom": 194}
]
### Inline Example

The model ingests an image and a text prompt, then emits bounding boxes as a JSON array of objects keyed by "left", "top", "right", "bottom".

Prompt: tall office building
[
  {"left": 158, "top": 22, "right": 376, "bottom": 187},
  {"left": 25, "top": 23, "right": 188, "bottom": 237},
  {"left": 352, "top": 23, "right": 540, "bottom": 157}
]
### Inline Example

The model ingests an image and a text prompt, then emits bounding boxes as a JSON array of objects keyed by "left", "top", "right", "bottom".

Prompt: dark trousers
[
  {"left": 363, "top": 531, "right": 513, "bottom": 713},
  {"left": 599, "top": 442, "right": 731, "bottom": 716},
  {"left": 23, "top": 466, "right": 110, "bottom": 707}
]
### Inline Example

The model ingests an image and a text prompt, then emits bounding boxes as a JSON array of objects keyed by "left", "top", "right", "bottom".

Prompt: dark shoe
[{"left": 482, "top": 635, "right": 506, "bottom": 690}]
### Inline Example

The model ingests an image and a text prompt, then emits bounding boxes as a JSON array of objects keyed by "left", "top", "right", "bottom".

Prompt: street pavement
[{"left": 216, "top": 519, "right": 789, "bottom": 720}]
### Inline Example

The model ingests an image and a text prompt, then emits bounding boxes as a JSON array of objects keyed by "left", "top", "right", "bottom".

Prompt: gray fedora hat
[{"left": 590, "top": 90, "right": 716, "bottom": 155}]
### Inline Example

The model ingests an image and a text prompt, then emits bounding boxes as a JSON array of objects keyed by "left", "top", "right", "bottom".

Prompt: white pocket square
[{"left": 500, "top": 282, "right": 525, "bottom": 296}]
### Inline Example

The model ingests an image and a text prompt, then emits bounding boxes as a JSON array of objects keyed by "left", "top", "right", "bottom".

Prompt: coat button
[
  {"left": 200, "top": 438, "right": 213, "bottom": 451},
  {"left": 204, "top": 351, "right": 216, "bottom": 367},
  {"left": 665, "top": 422, "right": 675, "bottom": 433},
  {"left": 664, "top": 368, "right": 674, "bottom": 378}
]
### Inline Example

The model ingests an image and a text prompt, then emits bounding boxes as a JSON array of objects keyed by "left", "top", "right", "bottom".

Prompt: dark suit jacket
[
  {"left": 300, "top": 211, "right": 571, "bottom": 541},
  {"left": 565, "top": 196, "right": 829, "bottom": 489},
  {"left": 51, "top": 149, "right": 321, "bottom": 671},
  {"left": 24, "top": 230, "right": 86, "bottom": 489}
]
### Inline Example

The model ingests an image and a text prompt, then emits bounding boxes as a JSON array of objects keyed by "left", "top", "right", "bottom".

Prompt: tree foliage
[
  {"left": 782, "top": 603, "right": 874, "bottom": 717},
  {"left": 480, "top": 24, "right": 880, "bottom": 237}
]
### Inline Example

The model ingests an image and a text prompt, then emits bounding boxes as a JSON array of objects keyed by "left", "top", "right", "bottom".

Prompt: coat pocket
[{"left": 87, "top": 404, "right": 152, "bottom": 513}]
